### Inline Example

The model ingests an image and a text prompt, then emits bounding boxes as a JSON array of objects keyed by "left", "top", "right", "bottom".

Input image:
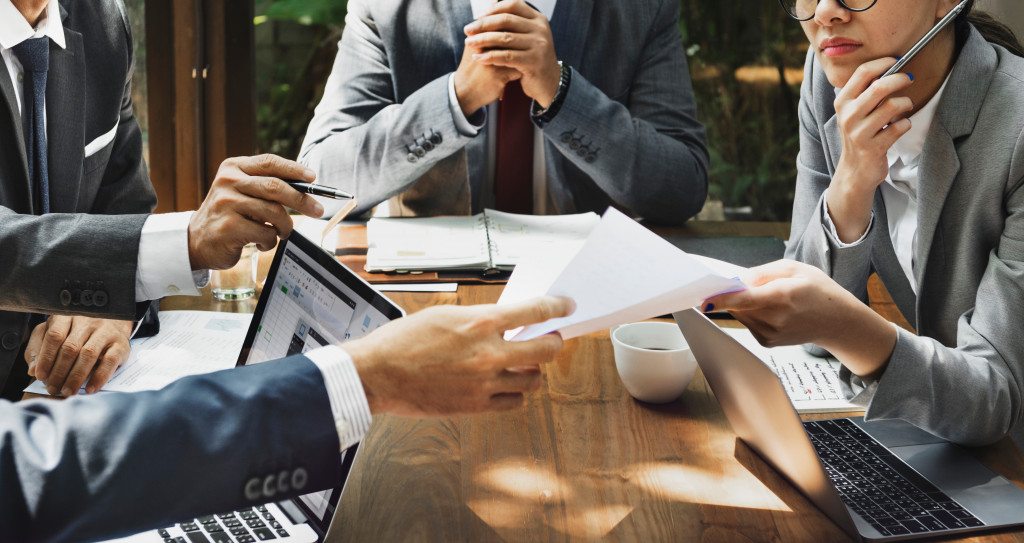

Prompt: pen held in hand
[{"left": 286, "top": 180, "right": 354, "bottom": 200}]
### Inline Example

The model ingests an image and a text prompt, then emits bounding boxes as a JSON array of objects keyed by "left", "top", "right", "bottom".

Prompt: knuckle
[
  {"left": 44, "top": 328, "right": 66, "bottom": 345},
  {"left": 79, "top": 344, "right": 102, "bottom": 362},
  {"left": 257, "top": 153, "right": 278, "bottom": 170},
  {"left": 61, "top": 341, "right": 82, "bottom": 357}
]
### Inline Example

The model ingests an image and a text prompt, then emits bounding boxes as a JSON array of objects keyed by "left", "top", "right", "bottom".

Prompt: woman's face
[{"left": 800, "top": 0, "right": 958, "bottom": 88}]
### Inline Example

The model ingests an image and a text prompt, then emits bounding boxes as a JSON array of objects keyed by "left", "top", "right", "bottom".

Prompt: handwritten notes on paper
[{"left": 499, "top": 207, "right": 746, "bottom": 341}]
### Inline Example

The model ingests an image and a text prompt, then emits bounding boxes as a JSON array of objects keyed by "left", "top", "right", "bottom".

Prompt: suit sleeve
[
  {"left": 784, "top": 49, "right": 873, "bottom": 302},
  {"left": 0, "top": 356, "right": 342, "bottom": 542},
  {"left": 298, "top": 0, "right": 476, "bottom": 216},
  {"left": 537, "top": 0, "right": 708, "bottom": 225},
  {"left": 856, "top": 132, "right": 1024, "bottom": 446}
]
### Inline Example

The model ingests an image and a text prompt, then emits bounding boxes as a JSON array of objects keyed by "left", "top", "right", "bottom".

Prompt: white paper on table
[
  {"left": 25, "top": 310, "right": 252, "bottom": 396},
  {"left": 498, "top": 207, "right": 746, "bottom": 341},
  {"left": 722, "top": 328, "right": 863, "bottom": 414}
]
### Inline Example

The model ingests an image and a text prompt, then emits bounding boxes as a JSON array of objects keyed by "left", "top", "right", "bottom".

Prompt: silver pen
[
  {"left": 286, "top": 181, "right": 354, "bottom": 200},
  {"left": 881, "top": 0, "right": 970, "bottom": 78}
]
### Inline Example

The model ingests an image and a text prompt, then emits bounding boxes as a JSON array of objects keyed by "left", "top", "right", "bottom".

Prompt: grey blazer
[
  {"left": 786, "top": 26, "right": 1024, "bottom": 447},
  {"left": 0, "top": 0, "right": 158, "bottom": 392},
  {"left": 298, "top": 0, "right": 709, "bottom": 225}
]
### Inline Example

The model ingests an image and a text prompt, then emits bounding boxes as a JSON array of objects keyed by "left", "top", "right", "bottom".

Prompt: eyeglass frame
[{"left": 777, "top": 0, "right": 879, "bottom": 22}]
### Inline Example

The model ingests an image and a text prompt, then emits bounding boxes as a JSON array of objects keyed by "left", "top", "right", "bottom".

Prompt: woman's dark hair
[{"left": 959, "top": 0, "right": 1024, "bottom": 57}]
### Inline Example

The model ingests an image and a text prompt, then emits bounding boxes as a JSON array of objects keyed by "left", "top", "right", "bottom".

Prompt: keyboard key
[
  {"left": 230, "top": 526, "right": 250, "bottom": 537},
  {"left": 209, "top": 533, "right": 232, "bottom": 543},
  {"left": 963, "top": 518, "right": 985, "bottom": 527},
  {"left": 241, "top": 511, "right": 257, "bottom": 520},
  {"left": 900, "top": 520, "right": 928, "bottom": 533},
  {"left": 262, "top": 512, "right": 274, "bottom": 521},
  {"left": 237, "top": 536, "right": 256, "bottom": 543},
  {"left": 870, "top": 523, "right": 892, "bottom": 537},
  {"left": 888, "top": 525, "right": 911, "bottom": 535},
  {"left": 253, "top": 528, "right": 277, "bottom": 540},
  {"left": 198, "top": 516, "right": 217, "bottom": 524},
  {"left": 276, "top": 529, "right": 290, "bottom": 538},
  {"left": 205, "top": 524, "right": 225, "bottom": 533},
  {"left": 224, "top": 519, "right": 242, "bottom": 528},
  {"left": 246, "top": 519, "right": 266, "bottom": 529},
  {"left": 159, "top": 529, "right": 172, "bottom": 538},
  {"left": 270, "top": 521, "right": 281, "bottom": 530},
  {"left": 163, "top": 539, "right": 175, "bottom": 543},
  {"left": 179, "top": 522, "right": 200, "bottom": 532},
  {"left": 185, "top": 532, "right": 211, "bottom": 543},
  {"left": 918, "top": 516, "right": 945, "bottom": 531},
  {"left": 217, "top": 513, "right": 237, "bottom": 519},
  {"left": 950, "top": 509, "right": 975, "bottom": 519},
  {"left": 931, "top": 510, "right": 966, "bottom": 530},
  {"left": 256, "top": 505, "right": 268, "bottom": 513}
]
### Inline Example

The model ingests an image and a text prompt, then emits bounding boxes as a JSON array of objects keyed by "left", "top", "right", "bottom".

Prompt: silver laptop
[
  {"left": 109, "top": 231, "right": 405, "bottom": 543},
  {"left": 673, "top": 308, "right": 1024, "bottom": 542}
]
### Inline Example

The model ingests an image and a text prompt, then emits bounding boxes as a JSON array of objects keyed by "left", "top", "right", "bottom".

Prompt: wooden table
[{"left": 162, "top": 221, "right": 1024, "bottom": 543}]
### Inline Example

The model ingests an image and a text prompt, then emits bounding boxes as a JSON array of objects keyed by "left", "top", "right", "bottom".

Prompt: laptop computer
[
  {"left": 107, "top": 231, "right": 405, "bottom": 543},
  {"left": 673, "top": 308, "right": 1024, "bottom": 542}
]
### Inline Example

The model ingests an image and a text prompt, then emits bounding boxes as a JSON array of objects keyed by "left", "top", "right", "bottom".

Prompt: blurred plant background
[{"left": 253, "top": 0, "right": 809, "bottom": 221}]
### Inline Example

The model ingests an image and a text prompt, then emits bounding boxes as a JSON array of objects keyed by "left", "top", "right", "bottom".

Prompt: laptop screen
[{"left": 235, "top": 231, "right": 404, "bottom": 534}]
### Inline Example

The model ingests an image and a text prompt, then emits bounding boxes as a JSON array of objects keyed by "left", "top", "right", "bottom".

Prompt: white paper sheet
[
  {"left": 722, "top": 328, "right": 863, "bottom": 414},
  {"left": 25, "top": 310, "right": 252, "bottom": 396},
  {"left": 499, "top": 208, "right": 746, "bottom": 341}
]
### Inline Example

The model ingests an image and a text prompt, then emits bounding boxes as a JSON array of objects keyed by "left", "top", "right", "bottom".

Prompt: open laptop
[
  {"left": 109, "top": 231, "right": 405, "bottom": 543},
  {"left": 673, "top": 308, "right": 1024, "bottom": 542}
]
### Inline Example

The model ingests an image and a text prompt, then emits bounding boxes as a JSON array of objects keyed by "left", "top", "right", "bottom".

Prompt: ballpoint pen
[
  {"left": 880, "top": 0, "right": 969, "bottom": 78},
  {"left": 285, "top": 180, "right": 354, "bottom": 200}
]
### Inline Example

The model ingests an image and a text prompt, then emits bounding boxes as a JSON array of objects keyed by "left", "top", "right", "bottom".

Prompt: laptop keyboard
[
  {"left": 157, "top": 505, "right": 290, "bottom": 543},
  {"left": 804, "top": 418, "right": 985, "bottom": 537}
]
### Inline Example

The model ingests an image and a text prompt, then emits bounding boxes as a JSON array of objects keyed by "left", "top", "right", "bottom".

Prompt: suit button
[
  {"left": 60, "top": 289, "right": 72, "bottom": 306},
  {"left": 93, "top": 290, "right": 108, "bottom": 307},
  {"left": 586, "top": 154, "right": 597, "bottom": 163},
  {"left": 413, "top": 146, "right": 425, "bottom": 158},
  {"left": 1, "top": 332, "right": 20, "bottom": 351},
  {"left": 70, "top": 289, "right": 82, "bottom": 305},
  {"left": 430, "top": 132, "right": 443, "bottom": 145},
  {"left": 569, "top": 140, "right": 580, "bottom": 150},
  {"left": 407, "top": 153, "right": 418, "bottom": 163},
  {"left": 560, "top": 132, "right": 572, "bottom": 143},
  {"left": 80, "top": 290, "right": 94, "bottom": 307},
  {"left": 577, "top": 148, "right": 587, "bottom": 157}
]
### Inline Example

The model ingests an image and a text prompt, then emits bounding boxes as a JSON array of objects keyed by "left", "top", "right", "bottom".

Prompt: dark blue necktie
[{"left": 12, "top": 37, "right": 50, "bottom": 214}]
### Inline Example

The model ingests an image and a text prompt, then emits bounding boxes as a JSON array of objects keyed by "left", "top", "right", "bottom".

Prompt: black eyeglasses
[{"left": 778, "top": 0, "right": 878, "bottom": 21}]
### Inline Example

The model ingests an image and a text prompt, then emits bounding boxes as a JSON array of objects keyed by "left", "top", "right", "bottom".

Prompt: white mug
[{"left": 611, "top": 322, "right": 697, "bottom": 403}]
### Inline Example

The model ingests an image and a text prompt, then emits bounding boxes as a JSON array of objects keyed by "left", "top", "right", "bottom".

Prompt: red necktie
[{"left": 494, "top": 80, "right": 534, "bottom": 214}]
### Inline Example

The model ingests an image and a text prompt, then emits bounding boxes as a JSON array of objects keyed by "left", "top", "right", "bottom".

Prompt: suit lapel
[
  {"left": 0, "top": 56, "right": 31, "bottom": 209},
  {"left": 45, "top": 27, "right": 85, "bottom": 212},
  {"left": 914, "top": 28, "right": 994, "bottom": 297}
]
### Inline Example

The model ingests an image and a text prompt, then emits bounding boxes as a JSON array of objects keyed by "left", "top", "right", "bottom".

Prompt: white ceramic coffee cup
[{"left": 611, "top": 322, "right": 697, "bottom": 403}]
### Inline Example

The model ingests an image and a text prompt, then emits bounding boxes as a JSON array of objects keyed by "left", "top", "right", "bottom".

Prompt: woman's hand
[
  {"left": 828, "top": 58, "right": 915, "bottom": 243},
  {"left": 703, "top": 260, "right": 897, "bottom": 378}
]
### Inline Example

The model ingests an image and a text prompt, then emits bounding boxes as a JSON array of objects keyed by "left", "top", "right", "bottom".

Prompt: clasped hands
[{"left": 454, "top": 0, "right": 561, "bottom": 116}]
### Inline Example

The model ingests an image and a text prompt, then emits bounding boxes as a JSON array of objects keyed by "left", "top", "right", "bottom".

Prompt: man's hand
[
  {"left": 25, "top": 316, "right": 134, "bottom": 396},
  {"left": 188, "top": 155, "right": 326, "bottom": 271},
  {"left": 344, "top": 296, "right": 575, "bottom": 417},
  {"left": 464, "top": 0, "right": 561, "bottom": 108},
  {"left": 454, "top": 28, "right": 522, "bottom": 116}
]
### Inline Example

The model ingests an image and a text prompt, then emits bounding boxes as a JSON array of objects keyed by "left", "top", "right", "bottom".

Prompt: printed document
[{"left": 25, "top": 310, "right": 252, "bottom": 395}]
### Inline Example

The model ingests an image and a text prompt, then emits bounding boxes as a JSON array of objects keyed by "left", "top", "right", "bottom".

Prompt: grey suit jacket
[
  {"left": 786, "top": 26, "right": 1024, "bottom": 446},
  {"left": 0, "top": 356, "right": 341, "bottom": 542},
  {"left": 298, "top": 0, "right": 708, "bottom": 225},
  {"left": 0, "top": 0, "right": 158, "bottom": 391}
]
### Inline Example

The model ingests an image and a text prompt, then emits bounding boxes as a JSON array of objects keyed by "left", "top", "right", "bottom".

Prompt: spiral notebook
[{"left": 365, "top": 209, "right": 600, "bottom": 273}]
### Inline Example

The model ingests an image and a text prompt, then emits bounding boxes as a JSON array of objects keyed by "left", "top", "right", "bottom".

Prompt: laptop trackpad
[
  {"left": 893, "top": 443, "right": 1024, "bottom": 526},
  {"left": 854, "top": 417, "right": 945, "bottom": 447}
]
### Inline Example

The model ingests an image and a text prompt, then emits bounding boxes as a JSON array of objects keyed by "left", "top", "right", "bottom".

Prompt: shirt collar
[
  {"left": 887, "top": 74, "right": 950, "bottom": 167},
  {"left": 0, "top": 0, "right": 67, "bottom": 52},
  {"left": 471, "top": 0, "right": 556, "bottom": 20}
]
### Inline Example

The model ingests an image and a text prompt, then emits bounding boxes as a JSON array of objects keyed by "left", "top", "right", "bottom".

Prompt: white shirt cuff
[
  {"left": 821, "top": 190, "right": 873, "bottom": 248},
  {"left": 135, "top": 212, "right": 209, "bottom": 301},
  {"left": 304, "top": 345, "right": 373, "bottom": 451},
  {"left": 448, "top": 73, "right": 485, "bottom": 136}
]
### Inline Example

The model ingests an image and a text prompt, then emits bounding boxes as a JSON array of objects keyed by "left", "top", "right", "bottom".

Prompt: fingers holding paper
[
  {"left": 702, "top": 260, "right": 897, "bottom": 378},
  {"left": 343, "top": 296, "right": 575, "bottom": 417}
]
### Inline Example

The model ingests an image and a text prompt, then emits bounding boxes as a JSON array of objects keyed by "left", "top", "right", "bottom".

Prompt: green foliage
[{"left": 257, "top": 0, "right": 348, "bottom": 27}]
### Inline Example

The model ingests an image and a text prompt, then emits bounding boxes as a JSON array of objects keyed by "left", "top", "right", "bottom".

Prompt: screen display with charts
[{"left": 236, "top": 232, "right": 404, "bottom": 532}]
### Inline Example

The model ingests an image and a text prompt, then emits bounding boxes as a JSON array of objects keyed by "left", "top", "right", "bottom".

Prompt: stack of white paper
[{"left": 499, "top": 208, "right": 746, "bottom": 341}]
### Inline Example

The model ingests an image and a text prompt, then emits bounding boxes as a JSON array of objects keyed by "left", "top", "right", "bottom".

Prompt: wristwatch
[{"left": 532, "top": 61, "right": 571, "bottom": 125}]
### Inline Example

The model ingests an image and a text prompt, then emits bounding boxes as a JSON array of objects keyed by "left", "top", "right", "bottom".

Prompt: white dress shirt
[
  {"left": 2, "top": 0, "right": 371, "bottom": 450},
  {"left": 823, "top": 77, "right": 950, "bottom": 293}
]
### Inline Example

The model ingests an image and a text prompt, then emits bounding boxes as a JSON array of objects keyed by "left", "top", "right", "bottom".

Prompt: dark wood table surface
[{"left": 153, "top": 220, "right": 1024, "bottom": 542}]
